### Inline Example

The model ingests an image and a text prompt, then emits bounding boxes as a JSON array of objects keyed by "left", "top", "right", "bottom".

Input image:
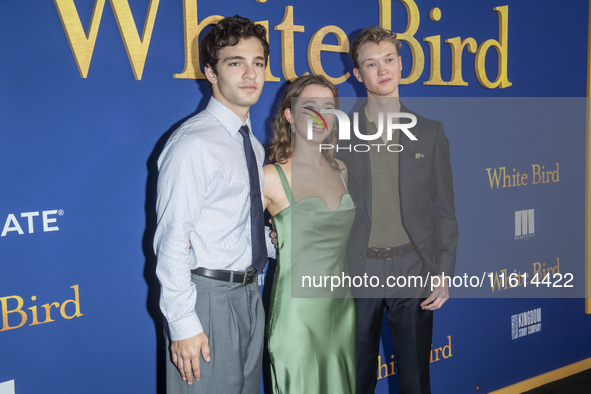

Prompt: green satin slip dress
[{"left": 267, "top": 164, "right": 357, "bottom": 394}]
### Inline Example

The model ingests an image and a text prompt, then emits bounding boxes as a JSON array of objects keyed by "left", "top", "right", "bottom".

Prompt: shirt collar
[{"left": 206, "top": 97, "right": 252, "bottom": 137}]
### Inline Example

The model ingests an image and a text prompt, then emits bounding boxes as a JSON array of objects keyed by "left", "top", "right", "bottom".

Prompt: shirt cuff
[
  {"left": 265, "top": 225, "right": 277, "bottom": 259},
  {"left": 167, "top": 313, "right": 203, "bottom": 341}
]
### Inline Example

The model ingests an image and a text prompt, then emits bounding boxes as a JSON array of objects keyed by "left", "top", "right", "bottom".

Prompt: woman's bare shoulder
[
  {"left": 263, "top": 164, "right": 281, "bottom": 184},
  {"left": 333, "top": 158, "right": 348, "bottom": 185},
  {"left": 334, "top": 158, "right": 347, "bottom": 172}
]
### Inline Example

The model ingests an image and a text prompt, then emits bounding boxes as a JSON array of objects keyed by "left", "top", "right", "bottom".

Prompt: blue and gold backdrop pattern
[{"left": 1, "top": 1, "right": 590, "bottom": 393}]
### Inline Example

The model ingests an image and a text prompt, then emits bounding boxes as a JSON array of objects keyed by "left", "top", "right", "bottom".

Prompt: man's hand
[
  {"left": 269, "top": 219, "right": 278, "bottom": 249},
  {"left": 420, "top": 275, "right": 449, "bottom": 311},
  {"left": 170, "top": 332, "right": 211, "bottom": 384}
]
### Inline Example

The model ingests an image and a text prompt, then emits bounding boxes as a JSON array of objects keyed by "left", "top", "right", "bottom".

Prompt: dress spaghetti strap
[
  {"left": 333, "top": 160, "right": 349, "bottom": 193},
  {"left": 337, "top": 170, "right": 348, "bottom": 193},
  {"left": 273, "top": 164, "right": 294, "bottom": 204}
]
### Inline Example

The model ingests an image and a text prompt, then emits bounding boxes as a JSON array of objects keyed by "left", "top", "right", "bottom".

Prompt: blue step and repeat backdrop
[{"left": 1, "top": 1, "right": 590, "bottom": 393}]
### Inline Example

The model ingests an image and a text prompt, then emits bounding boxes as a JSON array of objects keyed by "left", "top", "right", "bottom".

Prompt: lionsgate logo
[
  {"left": 515, "top": 209, "right": 534, "bottom": 240},
  {"left": 1, "top": 209, "right": 64, "bottom": 237},
  {"left": 511, "top": 308, "right": 542, "bottom": 340},
  {"left": 304, "top": 108, "right": 418, "bottom": 153}
]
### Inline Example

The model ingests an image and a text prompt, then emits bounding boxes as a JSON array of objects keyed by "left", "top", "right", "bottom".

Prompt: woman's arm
[
  {"left": 263, "top": 163, "right": 291, "bottom": 216},
  {"left": 262, "top": 164, "right": 277, "bottom": 211}
]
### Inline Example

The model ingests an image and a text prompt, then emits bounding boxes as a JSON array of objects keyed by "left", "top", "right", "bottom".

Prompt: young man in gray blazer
[
  {"left": 154, "top": 16, "right": 274, "bottom": 394},
  {"left": 338, "top": 26, "right": 459, "bottom": 394}
]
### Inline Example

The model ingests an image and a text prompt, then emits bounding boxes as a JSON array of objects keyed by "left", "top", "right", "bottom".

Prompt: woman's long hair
[{"left": 267, "top": 75, "right": 340, "bottom": 169}]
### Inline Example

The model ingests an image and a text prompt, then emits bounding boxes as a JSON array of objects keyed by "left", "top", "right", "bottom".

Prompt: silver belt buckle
[{"left": 242, "top": 272, "right": 249, "bottom": 286}]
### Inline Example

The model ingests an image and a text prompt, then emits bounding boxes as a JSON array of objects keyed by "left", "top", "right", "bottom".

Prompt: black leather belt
[
  {"left": 366, "top": 243, "right": 415, "bottom": 260},
  {"left": 191, "top": 267, "right": 258, "bottom": 286}
]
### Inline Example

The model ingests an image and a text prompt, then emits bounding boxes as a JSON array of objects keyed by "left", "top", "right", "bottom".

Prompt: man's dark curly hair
[{"left": 200, "top": 15, "right": 270, "bottom": 78}]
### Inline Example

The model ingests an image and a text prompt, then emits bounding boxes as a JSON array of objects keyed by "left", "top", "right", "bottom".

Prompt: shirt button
[{"left": 358, "top": 254, "right": 364, "bottom": 260}]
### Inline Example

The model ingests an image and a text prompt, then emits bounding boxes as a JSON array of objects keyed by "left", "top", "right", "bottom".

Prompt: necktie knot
[{"left": 239, "top": 125, "right": 250, "bottom": 139}]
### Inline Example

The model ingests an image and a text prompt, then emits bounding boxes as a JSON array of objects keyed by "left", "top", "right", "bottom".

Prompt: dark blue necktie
[{"left": 238, "top": 125, "right": 267, "bottom": 272}]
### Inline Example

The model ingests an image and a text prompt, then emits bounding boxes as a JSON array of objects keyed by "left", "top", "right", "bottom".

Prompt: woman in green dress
[{"left": 263, "top": 75, "right": 356, "bottom": 394}]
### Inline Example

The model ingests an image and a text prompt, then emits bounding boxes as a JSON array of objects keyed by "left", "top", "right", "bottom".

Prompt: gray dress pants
[{"left": 165, "top": 273, "right": 265, "bottom": 394}]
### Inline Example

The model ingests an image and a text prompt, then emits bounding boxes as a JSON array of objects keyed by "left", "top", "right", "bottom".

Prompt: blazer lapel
[
  {"left": 398, "top": 102, "right": 416, "bottom": 217},
  {"left": 353, "top": 105, "right": 372, "bottom": 221}
]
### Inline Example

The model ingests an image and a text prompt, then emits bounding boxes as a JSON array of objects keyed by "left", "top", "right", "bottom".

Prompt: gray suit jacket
[{"left": 337, "top": 103, "right": 459, "bottom": 282}]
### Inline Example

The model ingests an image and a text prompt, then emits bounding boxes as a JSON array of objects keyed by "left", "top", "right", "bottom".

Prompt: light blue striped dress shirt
[{"left": 154, "top": 97, "right": 275, "bottom": 341}]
